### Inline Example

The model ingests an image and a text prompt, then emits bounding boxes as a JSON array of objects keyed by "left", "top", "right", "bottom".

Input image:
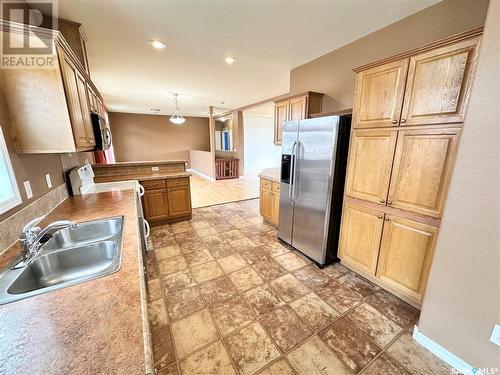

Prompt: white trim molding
[
  {"left": 413, "top": 325, "right": 483, "bottom": 375},
  {"left": 186, "top": 168, "right": 215, "bottom": 181}
]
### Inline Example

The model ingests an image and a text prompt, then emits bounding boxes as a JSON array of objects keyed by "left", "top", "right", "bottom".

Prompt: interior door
[
  {"left": 291, "top": 116, "right": 339, "bottom": 264},
  {"left": 400, "top": 37, "right": 479, "bottom": 126},
  {"left": 352, "top": 59, "right": 409, "bottom": 128},
  {"left": 338, "top": 202, "right": 384, "bottom": 275},
  {"left": 387, "top": 127, "right": 461, "bottom": 217},
  {"left": 277, "top": 120, "right": 298, "bottom": 244},
  {"left": 344, "top": 129, "right": 397, "bottom": 205},
  {"left": 376, "top": 215, "right": 438, "bottom": 301}
]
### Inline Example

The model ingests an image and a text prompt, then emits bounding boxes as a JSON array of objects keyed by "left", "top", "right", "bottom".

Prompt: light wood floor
[{"left": 190, "top": 172, "right": 260, "bottom": 208}]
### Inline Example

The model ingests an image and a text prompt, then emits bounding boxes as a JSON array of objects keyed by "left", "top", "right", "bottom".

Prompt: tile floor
[{"left": 146, "top": 199, "right": 453, "bottom": 375}]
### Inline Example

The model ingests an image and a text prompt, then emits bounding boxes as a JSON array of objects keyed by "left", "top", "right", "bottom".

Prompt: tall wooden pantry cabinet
[{"left": 338, "top": 28, "right": 482, "bottom": 307}]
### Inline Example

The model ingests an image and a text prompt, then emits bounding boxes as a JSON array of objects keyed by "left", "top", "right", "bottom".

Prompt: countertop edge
[{"left": 258, "top": 168, "right": 281, "bottom": 183}]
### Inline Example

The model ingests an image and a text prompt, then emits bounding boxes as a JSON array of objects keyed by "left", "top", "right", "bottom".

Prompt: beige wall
[
  {"left": 189, "top": 150, "right": 214, "bottom": 178},
  {"left": 289, "top": 0, "right": 489, "bottom": 112},
  {"left": 109, "top": 112, "right": 210, "bottom": 162},
  {"left": 418, "top": 0, "right": 500, "bottom": 368},
  {"left": 108, "top": 112, "right": 210, "bottom": 165},
  {"left": 0, "top": 81, "right": 93, "bottom": 222}
]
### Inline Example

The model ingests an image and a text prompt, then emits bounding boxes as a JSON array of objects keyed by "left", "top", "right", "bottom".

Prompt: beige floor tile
[
  {"left": 292, "top": 265, "right": 330, "bottom": 289},
  {"left": 195, "top": 226, "right": 219, "bottom": 238},
  {"left": 221, "top": 229, "right": 246, "bottom": 242},
  {"left": 157, "top": 364, "right": 179, "bottom": 375},
  {"left": 179, "top": 341, "right": 236, "bottom": 375},
  {"left": 206, "top": 242, "right": 235, "bottom": 259},
  {"left": 224, "top": 322, "right": 280, "bottom": 375},
  {"left": 387, "top": 330, "right": 454, "bottom": 375},
  {"left": 179, "top": 240, "right": 206, "bottom": 253},
  {"left": 190, "top": 261, "right": 225, "bottom": 283},
  {"left": 322, "top": 263, "right": 350, "bottom": 279},
  {"left": 217, "top": 253, "right": 248, "bottom": 273},
  {"left": 289, "top": 292, "right": 339, "bottom": 331},
  {"left": 155, "top": 244, "right": 181, "bottom": 261},
  {"left": 161, "top": 269, "right": 196, "bottom": 292},
  {"left": 152, "top": 325, "right": 176, "bottom": 370},
  {"left": 260, "top": 242, "right": 290, "bottom": 258},
  {"left": 210, "top": 296, "right": 255, "bottom": 335},
  {"left": 148, "top": 298, "right": 168, "bottom": 329},
  {"left": 158, "top": 255, "right": 188, "bottom": 277},
  {"left": 365, "top": 291, "right": 419, "bottom": 327},
  {"left": 346, "top": 303, "right": 403, "bottom": 347},
  {"left": 252, "top": 260, "right": 287, "bottom": 281},
  {"left": 273, "top": 252, "right": 308, "bottom": 271},
  {"left": 199, "top": 276, "right": 238, "bottom": 306},
  {"left": 147, "top": 278, "right": 163, "bottom": 302},
  {"left": 183, "top": 248, "right": 214, "bottom": 267},
  {"left": 165, "top": 287, "right": 205, "bottom": 321},
  {"left": 260, "top": 306, "right": 312, "bottom": 352},
  {"left": 336, "top": 272, "right": 379, "bottom": 298},
  {"left": 315, "top": 280, "right": 363, "bottom": 313},
  {"left": 270, "top": 274, "right": 310, "bottom": 302},
  {"left": 240, "top": 247, "right": 271, "bottom": 264},
  {"left": 228, "top": 266, "right": 264, "bottom": 292},
  {"left": 287, "top": 336, "right": 351, "bottom": 375},
  {"left": 172, "top": 309, "right": 218, "bottom": 358},
  {"left": 244, "top": 284, "right": 285, "bottom": 316},
  {"left": 259, "top": 359, "right": 294, "bottom": 375},
  {"left": 229, "top": 238, "right": 257, "bottom": 252},
  {"left": 362, "top": 352, "right": 412, "bottom": 375}
]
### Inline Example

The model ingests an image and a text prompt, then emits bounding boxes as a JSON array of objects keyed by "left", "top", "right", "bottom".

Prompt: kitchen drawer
[
  {"left": 140, "top": 179, "right": 166, "bottom": 190},
  {"left": 166, "top": 177, "right": 189, "bottom": 188},
  {"left": 260, "top": 178, "right": 272, "bottom": 190},
  {"left": 272, "top": 182, "right": 280, "bottom": 193}
]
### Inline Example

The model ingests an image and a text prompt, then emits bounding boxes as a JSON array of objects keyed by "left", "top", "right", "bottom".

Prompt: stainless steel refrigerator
[{"left": 278, "top": 115, "right": 351, "bottom": 266}]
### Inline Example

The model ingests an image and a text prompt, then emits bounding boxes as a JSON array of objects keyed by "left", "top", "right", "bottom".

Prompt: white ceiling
[{"left": 54, "top": 0, "right": 438, "bottom": 117}]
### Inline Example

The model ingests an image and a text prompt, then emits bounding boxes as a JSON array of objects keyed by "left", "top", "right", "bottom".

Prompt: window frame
[{"left": 0, "top": 126, "right": 21, "bottom": 214}]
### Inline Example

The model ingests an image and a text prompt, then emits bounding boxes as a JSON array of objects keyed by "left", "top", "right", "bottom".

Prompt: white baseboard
[
  {"left": 412, "top": 325, "right": 481, "bottom": 375},
  {"left": 187, "top": 168, "right": 215, "bottom": 181}
]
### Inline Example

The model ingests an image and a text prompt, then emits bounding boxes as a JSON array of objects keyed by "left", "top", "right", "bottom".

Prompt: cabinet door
[
  {"left": 260, "top": 188, "right": 273, "bottom": 222},
  {"left": 376, "top": 215, "right": 437, "bottom": 301},
  {"left": 338, "top": 203, "right": 384, "bottom": 275},
  {"left": 274, "top": 101, "right": 289, "bottom": 145},
  {"left": 289, "top": 96, "right": 307, "bottom": 121},
  {"left": 387, "top": 127, "right": 460, "bottom": 217},
  {"left": 167, "top": 186, "right": 192, "bottom": 217},
  {"left": 60, "top": 54, "right": 87, "bottom": 148},
  {"left": 345, "top": 129, "right": 397, "bottom": 204},
  {"left": 271, "top": 192, "right": 280, "bottom": 225},
  {"left": 143, "top": 190, "right": 169, "bottom": 222},
  {"left": 400, "top": 37, "right": 479, "bottom": 126},
  {"left": 352, "top": 59, "right": 409, "bottom": 128},
  {"left": 76, "top": 73, "right": 95, "bottom": 146}
]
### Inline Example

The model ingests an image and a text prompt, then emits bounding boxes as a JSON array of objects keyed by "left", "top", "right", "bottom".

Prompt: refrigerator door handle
[
  {"left": 292, "top": 141, "right": 301, "bottom": 202},
  {"left": 289, "top": 141, "right": 298, "bottom": 202}
]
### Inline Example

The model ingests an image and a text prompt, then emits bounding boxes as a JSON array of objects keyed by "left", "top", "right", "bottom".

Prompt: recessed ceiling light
[
  {"left": 223, "top": 57, "right": 236, "bottom": 64},
  {"left": 220, "top": 101, "right": 225, "bottom": 105},
  {"left": 149, "top": 40, "right": 166, "bottom": 49}
]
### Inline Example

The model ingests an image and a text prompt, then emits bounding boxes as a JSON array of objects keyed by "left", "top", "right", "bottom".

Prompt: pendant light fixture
[{"left": 170, "top": 93, "right": 186, "bottom": 125}]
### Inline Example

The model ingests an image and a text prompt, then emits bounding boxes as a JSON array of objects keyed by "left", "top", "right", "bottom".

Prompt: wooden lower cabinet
[
  {"left": 141, "top": 178, "right": 192, "bottom": 224},
  {"left": 259, "top": 178, "right": 280, "bottom": 225},
  {"left": 338, "top": 203, "right": 384, "bottom": 275},
  {"left": 338, "top": 202, "right": 438, "bottom": 303},
  {"left": 376, "top": 215, "right": 437, "bottom": 301}
]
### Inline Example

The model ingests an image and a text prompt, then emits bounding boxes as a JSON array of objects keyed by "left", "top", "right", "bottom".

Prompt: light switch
[
  {"left": 23, "top": 181, "right": 33, "bottom": 199},
  {"left": 45, "top": 173, "right": 52, "bottom": 188}
]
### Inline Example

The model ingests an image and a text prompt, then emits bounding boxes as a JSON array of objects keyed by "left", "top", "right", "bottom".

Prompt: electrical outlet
[
  {"left": 152, "top": 166, "right": 159, "bottom": 171},
  {"left": 85, "top": 159, "right": 90, "bottom": 165},
  {"left": 23, "top": 181, "right": 33, "bottom": 199},
  {"left": 45, "top": 173, "right": 52, "bottom": 188},
  {"left": 490, "top": 324, "right": 500, "bottom": 346}
]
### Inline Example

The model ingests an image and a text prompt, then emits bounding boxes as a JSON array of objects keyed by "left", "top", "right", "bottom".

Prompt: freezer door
[
  {"left": 278, "top": 120, "right": 299, "bottom": 244},
  {"left": 291, "top": 116, "right": 339, "bottom": 264}
]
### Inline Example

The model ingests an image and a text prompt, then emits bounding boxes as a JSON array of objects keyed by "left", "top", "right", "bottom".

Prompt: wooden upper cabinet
[
  {"left": 345, "top": 129, "right": 397, "bottom": 204},
  {"left": 376, "top": 215, "right": 438, "bottom": 301},
  {"left": 387, "top": 127, "right": 460, "bottom": 218},
  {"left": 76, "top": 73, "right": 95, "bottom": 146},
  {"left": 400, "top": 37, "right": 479, "bottom": 126},
  {"left": 167, "top": 186, "right": 192, "bottom": 217},
  {"left": 60, "top": 53, "right": 88, "bottom": 148},
  {"left": 339, "top": 203, "right": 384, "bottom": 275},
  {"left": 289, "top": 96, "right": 307, "bottom": 121},
  {"left": 274, "top": 101, "right": 289, "bottom": 145},
  {"left": 352, "top": 59, "right": 408, "bottom": 129}
]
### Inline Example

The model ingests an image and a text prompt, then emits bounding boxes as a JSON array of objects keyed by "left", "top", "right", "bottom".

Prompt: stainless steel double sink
[{"left": 0, "top": 216, "right": 124, "bottom": 305}]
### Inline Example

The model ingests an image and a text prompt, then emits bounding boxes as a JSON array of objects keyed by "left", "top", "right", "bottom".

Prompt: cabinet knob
[
  {"left": 379, "top": 199, "right": 385, "bottom": 204},
  {"left": 391, "top": 120, "right": 398, "bottom": 124},
  {"left": 387, "top": 201, "right": 393, "bottom": 205},
  {"left": 384, "top": 217, "right": 390, "bottom": 221},
  {"left": 377, "top": 215, "right": 383, "bottom": 219},
  {"left": 401, "top": 119, "right": 406, "bottom": 123}
]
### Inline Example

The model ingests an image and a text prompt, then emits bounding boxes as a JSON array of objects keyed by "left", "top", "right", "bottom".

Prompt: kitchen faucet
[{"left": 19, "top": 216, "right": 78, "bottom": 266}]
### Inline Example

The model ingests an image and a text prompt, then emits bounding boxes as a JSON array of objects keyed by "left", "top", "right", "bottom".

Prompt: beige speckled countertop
[
  {"left": 0, "top": 191, "right": 151, "bottom": 374},
  {"left": 94, "top": 171, "right": 191, "bottom": 183},
  {"left": 258, "top": 168, "right": 281, "bottom": 183}
]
